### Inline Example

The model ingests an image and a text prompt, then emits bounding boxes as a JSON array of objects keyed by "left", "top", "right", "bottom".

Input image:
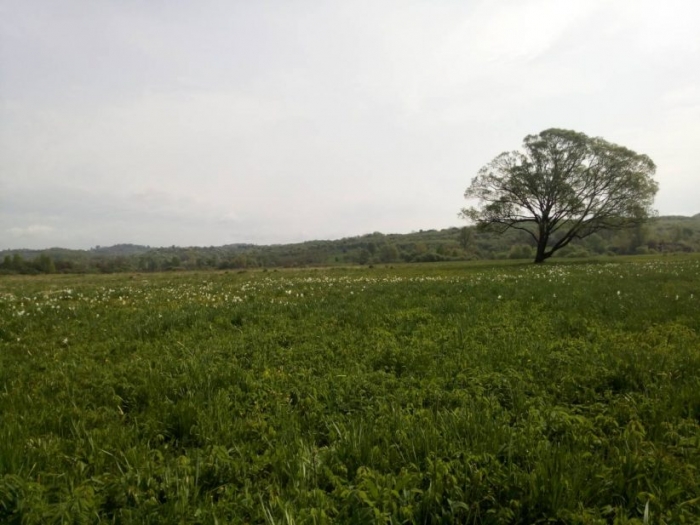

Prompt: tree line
[{"left": 1, "top": 215, "right": 698, "bottom": 275}]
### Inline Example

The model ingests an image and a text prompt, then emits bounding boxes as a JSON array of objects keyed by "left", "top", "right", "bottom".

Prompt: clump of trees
[{"left": 1, "top": 253, "right": 55, "bottom": 274}]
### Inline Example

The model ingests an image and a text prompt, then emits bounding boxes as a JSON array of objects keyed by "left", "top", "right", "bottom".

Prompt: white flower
[{"left": 62, "top": 338, "right": 68, "bottom": 345}]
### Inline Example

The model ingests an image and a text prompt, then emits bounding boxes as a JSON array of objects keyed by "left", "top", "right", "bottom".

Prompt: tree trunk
[{"left": 534, "top": 238, "right": 548, "bottom": 263}]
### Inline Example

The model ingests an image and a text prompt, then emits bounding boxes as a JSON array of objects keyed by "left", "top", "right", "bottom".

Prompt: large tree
[{"left": 461, "top": 129, "right": 658, "bottom": 263}]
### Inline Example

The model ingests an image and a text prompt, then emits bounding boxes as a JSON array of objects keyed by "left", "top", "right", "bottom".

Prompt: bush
[
  {"left": 508, "top": 244, "right": 533, "bottom": 259},
  {"left": 411, "top": 252, "right": 449, "bottom": 263}
]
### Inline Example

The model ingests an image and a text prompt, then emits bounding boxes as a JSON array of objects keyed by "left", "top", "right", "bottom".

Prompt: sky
[{"left": 1, "top": 0, "right": 699, "bottom": 250}]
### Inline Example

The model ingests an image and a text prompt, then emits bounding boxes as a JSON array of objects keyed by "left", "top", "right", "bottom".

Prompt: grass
[{"left": 1, "top": 257, "right": 699, "bottom": 523}]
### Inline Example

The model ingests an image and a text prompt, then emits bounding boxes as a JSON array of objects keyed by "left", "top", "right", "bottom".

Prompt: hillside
[{"left": 2, "top": 214, "right": 699, "bottom": 274}]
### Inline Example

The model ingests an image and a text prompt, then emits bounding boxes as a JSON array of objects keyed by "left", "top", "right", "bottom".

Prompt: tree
[
  {"left": 357, "top": 248, "right": 371, "bottom": 265},
  {"left": 458, "top": 227, "right": 473, "bottom": 251},
  {"left": 11, "top": 253, "right": 24, "bottom": 271},
  {"left": 35, "top": 254, "right": 56, "bottom": 274},
  {"left": 461, "top": 129, "right": 658, "bottom": 263},
  {"left": 379, "top": 243, "right": 400, "bottom": 263}
]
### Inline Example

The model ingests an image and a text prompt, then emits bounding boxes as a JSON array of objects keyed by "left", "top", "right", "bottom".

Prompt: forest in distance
[{"left": 1, "top": 214, "right": 699, "bottom": 275}]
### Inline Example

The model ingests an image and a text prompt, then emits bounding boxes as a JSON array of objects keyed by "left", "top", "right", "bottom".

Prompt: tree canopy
[{"left": 461, "top": 128, "right": 659, "bottom": 263}]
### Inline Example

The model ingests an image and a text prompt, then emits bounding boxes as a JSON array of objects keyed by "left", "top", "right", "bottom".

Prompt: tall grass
[{"left": 1, "top": 258, "right": 699, "bottom": 523}]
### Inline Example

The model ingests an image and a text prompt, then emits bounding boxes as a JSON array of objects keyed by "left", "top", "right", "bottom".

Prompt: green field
[{"left": 1, "top": 258, "right": 699, "bottom": 524}]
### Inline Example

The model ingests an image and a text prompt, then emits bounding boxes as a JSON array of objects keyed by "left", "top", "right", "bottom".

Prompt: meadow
[{"left": 1, "top": 257, "right": 699, "bottom": 524}]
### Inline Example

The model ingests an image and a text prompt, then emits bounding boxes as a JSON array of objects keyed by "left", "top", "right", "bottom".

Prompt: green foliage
[
  {"left": 2, "top": 215, "right": 700, "bottom": 274},
  {"left": 508, "top": 244, "right": 533, "bottom": 259},
  {"left": 462, "top": 129, "right": 659, "bottom": 263},
  {"left": 1, "top": 257, "right": 700, "bottom": 522}
]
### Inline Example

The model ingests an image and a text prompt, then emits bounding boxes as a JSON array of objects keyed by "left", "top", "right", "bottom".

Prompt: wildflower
[
  {"left": 497, "top": 295, "right": 502, "bottom": 300},
  {"left": 62, "top": 338, "right": 68, "bottom": 345}
]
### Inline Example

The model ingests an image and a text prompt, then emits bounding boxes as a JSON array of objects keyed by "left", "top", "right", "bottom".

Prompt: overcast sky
[{"left": 1, "top": 0, "right": 699, "bottom": 250}]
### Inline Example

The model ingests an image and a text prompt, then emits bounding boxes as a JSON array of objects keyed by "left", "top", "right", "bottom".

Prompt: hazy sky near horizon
[{"left": 1, "top": 0, "right": 699, "bottom": 250}]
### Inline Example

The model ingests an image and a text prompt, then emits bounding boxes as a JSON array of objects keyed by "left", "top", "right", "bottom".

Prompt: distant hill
[{"left": 1, "top": 214, "right": 699, "bottom": 274}]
